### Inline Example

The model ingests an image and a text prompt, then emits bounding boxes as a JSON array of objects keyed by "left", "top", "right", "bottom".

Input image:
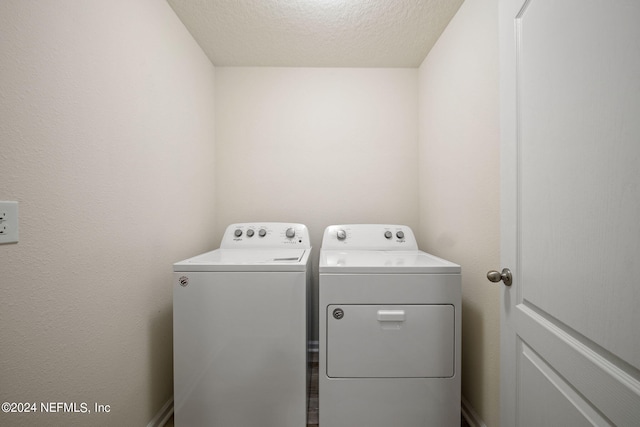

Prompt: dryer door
[{"left": 326, "top": 304, "right": 455, "bottom": 378}]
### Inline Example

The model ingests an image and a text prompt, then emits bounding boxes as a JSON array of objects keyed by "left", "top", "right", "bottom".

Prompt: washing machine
[
  {"left": 173, "top": 222, "right": 312, "bottom": 427},
  {"left": 319, "top": 224, "right": 461, "bottom": 427}
]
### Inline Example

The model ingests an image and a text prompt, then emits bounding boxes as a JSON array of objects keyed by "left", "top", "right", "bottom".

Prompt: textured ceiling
[{"left": 166, "top": 0, "right": 465, "bottom": 67}]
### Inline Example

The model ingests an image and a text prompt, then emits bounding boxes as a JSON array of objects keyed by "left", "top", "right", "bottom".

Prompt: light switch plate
[{"left": 0, "top": 201, "right": 19, "bottom": 244}]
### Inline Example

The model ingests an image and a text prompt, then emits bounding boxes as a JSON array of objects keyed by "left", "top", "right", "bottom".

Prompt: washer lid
[
  {"left": 174, "top": 248, "right": 310, "bottom": 272},
  {"left": 319, "top": 250, "right": 460, "bottom": 274}
]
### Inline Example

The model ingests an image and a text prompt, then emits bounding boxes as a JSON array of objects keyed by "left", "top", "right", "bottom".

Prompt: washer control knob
[
  {"left": 336, "top": 229, "right": 347, "bottom": 240},
  {"left": 384, "top": 231, "right": 393, "bottom": 239},
  {"left": 396, "top": 231, "right": 405, "bottom": 239},
  {"left": 285, "top": 227, "right": 296, "bottom": 238},
  {"left": 246, "top": 229, "right": 255, "bottom": 237},
  {"left": 234, "top": 229, "right": 243, "bottom": 237},
  {"left": 258, "top": 229, "right": 267, "bottom": 237}
]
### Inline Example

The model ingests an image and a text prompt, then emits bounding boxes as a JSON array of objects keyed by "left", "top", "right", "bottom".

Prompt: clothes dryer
[
  {"left": 319, "top": 224, "right": 461, "bottom": 427},
  {"left": 173, "top": 223, "right": 312, "bottom": 427}
]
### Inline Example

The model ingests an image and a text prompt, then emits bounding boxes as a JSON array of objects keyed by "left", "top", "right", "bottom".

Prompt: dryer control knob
[
  {"left": 246, "top": 229, "right": 255, "bottom": 237},
  {"left": 384, "top": 231, "right": 393, "bottom": 239},
  {"left": 337, "top": 229, "right": 347, "bottom": 240},
  {"left": 258, "top": 229, "right": 267, "bottom": 237},
  {"left": 234, "top": 229, "right": 243, "bottom": 237},
  {"left": 285, "top": 228, "right": 296, "bottom": 238},
  {"left": 396, "top": 231, "right": 405, "bottom": 239}
]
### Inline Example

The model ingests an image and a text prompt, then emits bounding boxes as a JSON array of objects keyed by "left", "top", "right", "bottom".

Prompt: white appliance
[
  {"left": 173, "top": 223, "right": 312, "bottom": 427},
  {"left": 319, "top": 224, "right": 461, "bottom": 427}
]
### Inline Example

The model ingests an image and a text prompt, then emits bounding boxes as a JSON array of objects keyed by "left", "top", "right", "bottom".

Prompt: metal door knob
[{"left": 487, "top": 268, "right": 512, "bottom": 286}]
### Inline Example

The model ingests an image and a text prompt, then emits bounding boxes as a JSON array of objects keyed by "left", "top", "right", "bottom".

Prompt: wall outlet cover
[{"left": 0, "top": 201, "right": 19, "bottom": 244}]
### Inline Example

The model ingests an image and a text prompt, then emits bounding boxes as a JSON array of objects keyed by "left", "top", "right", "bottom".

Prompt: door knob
[{"left": 487, "top": 268, "right": 512, "bottom": 286}]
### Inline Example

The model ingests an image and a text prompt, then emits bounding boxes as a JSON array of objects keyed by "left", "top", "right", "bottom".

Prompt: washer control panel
[
  {"left": 221, "top": 223, "right": 310, "bottom": 249},
  {"left": 321, "top": 224, "right": 418, "bottom": 251}
]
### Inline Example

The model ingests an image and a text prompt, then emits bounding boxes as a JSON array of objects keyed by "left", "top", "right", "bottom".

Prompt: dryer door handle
[{"left": 377, "top": 310, "right": 405, "bottom": 322}]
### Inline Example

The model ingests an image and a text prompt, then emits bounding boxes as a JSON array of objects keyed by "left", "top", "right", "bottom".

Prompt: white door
[{"left": 498, "top": 0, "right": 640, "bottom": 425}]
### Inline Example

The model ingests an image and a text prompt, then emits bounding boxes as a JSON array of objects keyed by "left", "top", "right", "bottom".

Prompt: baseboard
[
  {"left": 461, "top": 395, "right": 487, "bottom": 427},
  {"left": 308, "top": 340, "right": 319, "bottom": 353},
  {"left": 147, "top": 396, "right": 173, "bottom": 427}
]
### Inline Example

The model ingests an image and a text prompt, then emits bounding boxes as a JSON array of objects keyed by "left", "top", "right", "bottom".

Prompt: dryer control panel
[
  {"left": 220, "top": 222, "right": 311, "bottom": 249},
  {"left": 321, "top": 224, "right": 418, "bottom": 251}
]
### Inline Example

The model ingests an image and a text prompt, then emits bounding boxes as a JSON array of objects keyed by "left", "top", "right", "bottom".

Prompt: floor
[
  {"left": 164, "top": 352, "right": 468, "bottom": 426},
  {"left": 307, "top": 351, "right": 319, "bottom": 426}
]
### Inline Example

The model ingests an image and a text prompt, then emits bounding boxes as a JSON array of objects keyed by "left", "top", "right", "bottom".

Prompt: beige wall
[
  {"left": 0, "top": 1, "right": 216, "bottom": 426},
  {"left": 215, "top": 67, "right": 419, "bottom": 340},
  {"left": 418, "top": 0, "right": 501, "bottom": 425}
]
